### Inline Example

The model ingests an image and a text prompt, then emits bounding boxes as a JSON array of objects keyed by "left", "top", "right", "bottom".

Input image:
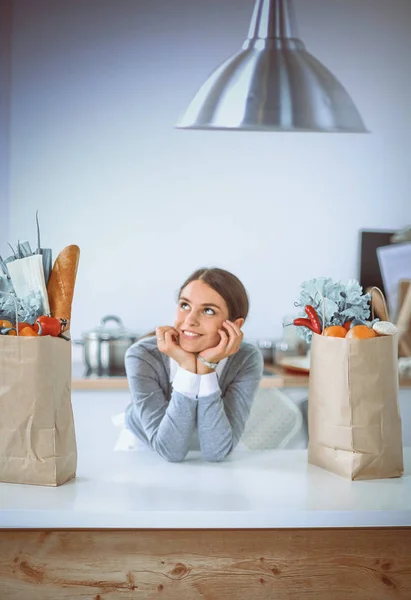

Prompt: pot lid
[{"left": 84, "top": 315, "right": 138, "bottom": 341}]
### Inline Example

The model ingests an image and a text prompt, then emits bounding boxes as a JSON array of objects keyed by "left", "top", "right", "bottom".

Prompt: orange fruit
[
  {"left": 17, "top": 322, "right": 40, "bottom": 333},
  {"left": 345, "top": 325, "right": 377, "bottom": 340},
  {"left": 6, "top": 329, "right": 17, "bottom": 336},
  {"left": 19, "top": 326, "right": 38, "bottom": 337},
  {"left": 0, "top": 320, "right": 13, "bottom": 329},
  {"left": 323, "top": 325, "right": 347, "bottom": 338}
]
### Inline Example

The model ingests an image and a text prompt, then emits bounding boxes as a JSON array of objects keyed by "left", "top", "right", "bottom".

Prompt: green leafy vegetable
[{"left": 285, "top": 277, "right": 371, "bottom": 343}]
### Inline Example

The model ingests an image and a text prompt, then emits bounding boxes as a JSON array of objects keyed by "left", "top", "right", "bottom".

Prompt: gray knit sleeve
[
  {"left": 124, "top": 344, "right": 197, "bottom": 462},
  {"left": 197, "top": 346, "right": 264, "bottom": 461}
]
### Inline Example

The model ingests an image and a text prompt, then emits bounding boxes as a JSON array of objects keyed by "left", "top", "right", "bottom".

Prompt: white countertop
[{"left": 0, "top": 392, "right": 410, "bottom": 530}]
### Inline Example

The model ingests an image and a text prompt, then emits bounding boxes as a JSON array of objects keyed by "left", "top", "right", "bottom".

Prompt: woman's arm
[
  {"left": 125, "top": 344, "right": 198, "bottom": 462},
  {"left": 197, "top": 347, "right": 264, "bottom": 461}
]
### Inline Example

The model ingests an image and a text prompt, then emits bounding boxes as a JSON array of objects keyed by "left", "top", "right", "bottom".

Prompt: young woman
[{"left": 124, "top": 267, "right": 264, "bottom": 462}]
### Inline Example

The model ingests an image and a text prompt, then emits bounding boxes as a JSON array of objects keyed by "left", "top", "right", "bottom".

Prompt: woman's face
[{"left": 174, "top": 279, "right": 241, "bottom": 353}]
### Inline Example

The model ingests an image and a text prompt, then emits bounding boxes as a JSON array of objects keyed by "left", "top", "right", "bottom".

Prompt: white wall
[
  {"left": 7, "top": 0, "right": 411, "bottom": 349},
  {"left": 0, "top": 1, "right": 11, "bottom": 242}
]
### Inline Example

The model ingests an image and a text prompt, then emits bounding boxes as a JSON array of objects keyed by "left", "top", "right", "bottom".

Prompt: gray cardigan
[{"left": 124, "top": 336, "right": 264, "bottom": 462}]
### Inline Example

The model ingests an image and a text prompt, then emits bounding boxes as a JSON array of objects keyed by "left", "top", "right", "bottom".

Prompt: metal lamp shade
[{"left": 176, "top": 0, "right": 367, "bottom": 133}]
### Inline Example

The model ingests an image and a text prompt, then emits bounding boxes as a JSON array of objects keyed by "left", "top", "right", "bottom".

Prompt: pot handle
[{"left": 100, "top": 315, "right": 124, "bottom": 329}]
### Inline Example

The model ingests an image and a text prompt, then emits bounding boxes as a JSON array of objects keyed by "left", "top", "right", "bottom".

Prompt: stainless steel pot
[{"left": 75, "top": 315, "right": 139, "bottom": 375}]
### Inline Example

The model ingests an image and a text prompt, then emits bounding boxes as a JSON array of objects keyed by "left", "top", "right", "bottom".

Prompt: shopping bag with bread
[
  {"left": 286, "top": 278, "right": 403, "bottom": 480},
  {"left": 0, "top": 221, "right": 80, "bottom": 486}
]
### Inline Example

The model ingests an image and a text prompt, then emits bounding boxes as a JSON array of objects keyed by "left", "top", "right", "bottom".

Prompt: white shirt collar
[{"left": 169, "top": 356, "right": 228, "bottom": 382}]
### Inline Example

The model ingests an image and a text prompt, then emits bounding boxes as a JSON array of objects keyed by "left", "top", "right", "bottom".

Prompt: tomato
[{"left": 35, "top": 316, "right": 62, "bottom": 337}]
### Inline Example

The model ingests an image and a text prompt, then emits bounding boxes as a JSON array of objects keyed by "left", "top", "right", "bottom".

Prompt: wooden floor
[{"left": 0, "top": 528, "right": 410, "bottom": 599}]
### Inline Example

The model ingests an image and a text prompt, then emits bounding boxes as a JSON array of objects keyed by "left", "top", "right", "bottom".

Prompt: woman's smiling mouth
[{"left": 181, "top": 330, "right": 202, "bottom": 339}]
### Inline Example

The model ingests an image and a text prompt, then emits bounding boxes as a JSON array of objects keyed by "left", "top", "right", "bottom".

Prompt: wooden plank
[
  {"left": 71, "top": 374, "right": 289, "bottom": 390},
  {"left": 0, "top": 528, "right": 410, "bottom": 599},
  {"left": 262, "top": 364, "right": 310, "bottom": 387},
  {"left": 71, "top": 364, "right": 411, "bottom": 390},
  {"left": 71, "top": 377, "right": 130, "bottom": 390}
]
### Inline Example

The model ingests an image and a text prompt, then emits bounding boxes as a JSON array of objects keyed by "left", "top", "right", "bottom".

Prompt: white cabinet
[
  {"left": 72, "top": 390, "right": 130, "bottom": 454},
  {"left": 71, "top": 387, "right": 411, "bottom": 452}
]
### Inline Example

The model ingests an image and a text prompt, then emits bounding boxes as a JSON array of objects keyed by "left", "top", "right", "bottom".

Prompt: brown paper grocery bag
[
  {"left": 308, "top": 332, "right": 404, "bottom": 480},
  {"left": 0, "top": 335, "right": 77, "bottom": 486}
]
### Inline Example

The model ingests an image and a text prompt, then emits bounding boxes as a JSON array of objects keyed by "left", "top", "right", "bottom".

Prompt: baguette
[{"left": 47, "top": 245, "right": 80, "bottom": 330}]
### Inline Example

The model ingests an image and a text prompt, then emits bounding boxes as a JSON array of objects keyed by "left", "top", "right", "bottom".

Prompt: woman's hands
[
  {"left": 197, "top": 320, "right": 243, "bottom": 374},
  {"left": 156, "top": 320, "right": 243, "bottom": 375},
  {"left": 156, "top": 326, "right": 196, "bottom": 373}
]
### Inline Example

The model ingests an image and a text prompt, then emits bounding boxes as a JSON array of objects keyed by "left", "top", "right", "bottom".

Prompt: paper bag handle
[
  {"left": 0, "top": 291, "right": 19, "bottom": 335},
  {"left": 369, "top": 286, "right": 389, "bottom": 321}
]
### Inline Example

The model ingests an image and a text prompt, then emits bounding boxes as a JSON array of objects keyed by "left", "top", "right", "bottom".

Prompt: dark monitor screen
[{"left": 358, "top": 230, "right": 395, "bottom": 296}]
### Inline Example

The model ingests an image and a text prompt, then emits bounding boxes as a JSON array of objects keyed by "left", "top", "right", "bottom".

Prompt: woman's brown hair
[{"left": 177, "top": 267, "right": 249, "bottom": 322}]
